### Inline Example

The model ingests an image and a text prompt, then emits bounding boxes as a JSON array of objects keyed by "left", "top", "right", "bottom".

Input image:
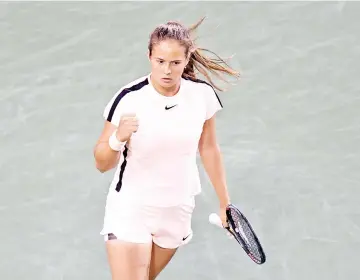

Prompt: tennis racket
[{"left": 209, "top": 203, "right": 266, "bottom": 265}]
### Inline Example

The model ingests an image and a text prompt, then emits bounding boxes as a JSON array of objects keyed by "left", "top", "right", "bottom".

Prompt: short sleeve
[
  {"left": 103, "top": 89, "right": 129, "bottom": 127},
  {"left": 204, "top": 85, "right": 223, "bottom": 120}
]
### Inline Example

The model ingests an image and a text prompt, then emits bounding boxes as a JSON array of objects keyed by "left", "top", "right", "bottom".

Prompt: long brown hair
[{"left": 148, "top": 17, "right": 240, "bottom": 92}]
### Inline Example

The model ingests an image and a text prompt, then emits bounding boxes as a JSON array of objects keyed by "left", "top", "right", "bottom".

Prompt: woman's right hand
[{"left": 116, "top": 113, "right": 139, "bottom": 142}]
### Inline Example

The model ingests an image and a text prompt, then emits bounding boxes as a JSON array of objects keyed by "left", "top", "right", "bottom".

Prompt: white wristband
[{"left": 108, "top": 130, "right": 126, "bottom": 152}]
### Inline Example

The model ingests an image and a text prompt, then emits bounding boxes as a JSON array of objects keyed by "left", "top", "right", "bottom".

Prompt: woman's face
[{"left": 149, "top": 39, "right": 189, "bottom": 93}]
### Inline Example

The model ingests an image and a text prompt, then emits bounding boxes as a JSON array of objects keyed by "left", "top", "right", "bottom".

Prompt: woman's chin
[{"left": 159, "top": 80, "right": 177, "bottom": 89}]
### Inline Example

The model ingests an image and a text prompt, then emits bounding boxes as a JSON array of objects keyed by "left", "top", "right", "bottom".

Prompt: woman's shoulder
[
  {"left": 109, "top": 74, "right": 150, "bottom": 103},
  {"left": 117, "top": 74, "right": 150, "bottom": 94},
  {"left": 182, "top": 76, "right": 216, "bottom": 92}
]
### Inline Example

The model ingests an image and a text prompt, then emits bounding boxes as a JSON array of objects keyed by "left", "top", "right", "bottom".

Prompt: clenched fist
[{"left": 116, "top": 113, "right": 139, "bottom": 142}]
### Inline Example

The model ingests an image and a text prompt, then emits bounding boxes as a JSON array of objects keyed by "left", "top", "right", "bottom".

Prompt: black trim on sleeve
[
  {"left": 183, "top": 76, "right": 223, "bottom": 108},
  {"left": 106, "top": 78, "right": 149, "bottom": 122}
]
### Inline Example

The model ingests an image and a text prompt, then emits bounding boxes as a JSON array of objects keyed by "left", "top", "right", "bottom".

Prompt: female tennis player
[{"left": 93, "top": 18, "right": 240, "bottom": 280}]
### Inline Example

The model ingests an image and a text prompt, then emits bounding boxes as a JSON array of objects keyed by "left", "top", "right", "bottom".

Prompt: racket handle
[{"left": 209, "top": 213, "right": 234, "bottom": 240}]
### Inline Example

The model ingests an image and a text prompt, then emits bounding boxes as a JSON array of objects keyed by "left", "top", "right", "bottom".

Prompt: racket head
[{"left": 225, "top": 204, "right": 266, "bottom": 265}]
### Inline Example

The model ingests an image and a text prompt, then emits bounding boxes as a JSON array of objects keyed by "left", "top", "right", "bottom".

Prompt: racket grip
[{"left": 208, "top": 213, "right": 234, "bottom": 239}]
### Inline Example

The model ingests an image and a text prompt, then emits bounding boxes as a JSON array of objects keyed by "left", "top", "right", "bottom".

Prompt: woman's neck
[{"left": 150, "top": 75, "right": 181, "bottom": 97}]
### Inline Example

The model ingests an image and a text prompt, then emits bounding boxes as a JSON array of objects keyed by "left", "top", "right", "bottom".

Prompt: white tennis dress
[{"left": 100, "top": 74, "right": 223, "bottom": 248}]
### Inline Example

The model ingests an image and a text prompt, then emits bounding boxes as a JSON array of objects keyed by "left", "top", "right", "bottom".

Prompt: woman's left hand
[
  {"left": 219, "top": 205, "right": 229, "bottom": 228},
  {"left": 219, "top": 205, "right": 234, "bottom": 240}
]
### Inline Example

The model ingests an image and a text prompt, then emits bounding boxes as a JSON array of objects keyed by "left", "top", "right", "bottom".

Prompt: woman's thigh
[{"left": 106, "top": 237, "right": 152, "bottom": 280}]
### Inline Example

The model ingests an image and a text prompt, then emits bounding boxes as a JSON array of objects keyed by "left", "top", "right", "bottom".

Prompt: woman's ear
[
  {"left": 187, "top": 46, "right": 197, "bottom": 61},
  {"left": 185, "top": 51, "right": 192, "bottom": 65}
]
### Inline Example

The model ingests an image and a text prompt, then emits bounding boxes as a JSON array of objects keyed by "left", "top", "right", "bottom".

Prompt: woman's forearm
[
  {"left": 94, "top": 142, "right": 120, "bottom": 173},
  {"left": 199, "top": 145, "right": 230, "bottom": 207}
]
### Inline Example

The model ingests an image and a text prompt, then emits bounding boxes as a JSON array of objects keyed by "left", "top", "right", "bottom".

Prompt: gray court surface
[{"left": 1, "top": 1, "right": 359, "bottom": 280}]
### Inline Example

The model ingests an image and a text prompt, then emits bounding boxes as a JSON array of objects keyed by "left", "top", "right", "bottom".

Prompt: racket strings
[{"left": 229, "top": 209, "right": 262, "bottom": 259}]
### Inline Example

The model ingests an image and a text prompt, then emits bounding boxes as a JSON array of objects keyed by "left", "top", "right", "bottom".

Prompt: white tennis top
[{"left": 103, "top": 74, "right": 223, "bottom": 206}]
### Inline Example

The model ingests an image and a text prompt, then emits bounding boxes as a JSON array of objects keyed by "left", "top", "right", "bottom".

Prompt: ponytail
[{"left": 182, "top": 17, "right": 240, "bottom": 91}]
